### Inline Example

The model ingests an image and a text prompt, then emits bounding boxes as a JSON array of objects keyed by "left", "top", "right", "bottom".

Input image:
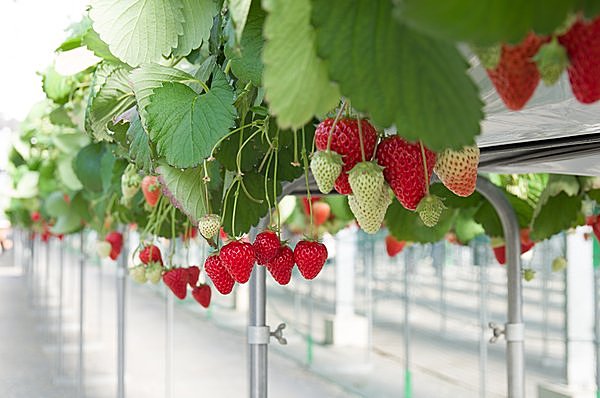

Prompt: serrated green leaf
[
  {"left": 396, "top": 0, "right": 578, "bottom": 46},
  {"left": 42, "top": 66, "right": 75, "bottom": 105},
  {"left": 86, "top": 63, "right": 135, "bottom": 141},
  {"left": 225, "top": 1, "right": 265, "bottom": 85},
  {"left": 45, "top": 192, "right": 69, "bottom": 218},
  {"left": 127, "top": 111, "right": 153, "bottom": 173},
  {"left": 262, "top": 0, "right": 340, "bottom": 129},
  {"left": 147, "top": 69, "right": 236, "bottom": 168},
  {"left": 155, "top": 162, "right": 208, "bottom": 224},
  {"left": 73, "top": 143, "right": 105, "bottom": 193},
  {"left": 90, "top": 0, "right": 185, "bottom": 67},
  {"left": 312, "top": 0, "right": 483, "bottom": 151},
  {"left": 228, "top": 0, "right": 252, "bottom": 43},
  {"left": 531, "top": 192, "right": 584, "bottom": 241},
  {"left": 532, "top": 174, "right": 580, "bottom": 220},
  {"left": 130, "top": 63, "right": 197, "bottom": 129},
  {"left": 385, "top": 199, "right": 457, "bottom": 243},
  {"left": 195, "top": 55, "right": 217, "bottom": 85},
  {"left": 172, "top": 0, "right": 217, "bottom": 56},
  {"left": 57, "top": 16, "right": 93, "bottom": 52},
  {"left": 82, "top": 28, "right": 122, "bottom": 63}
]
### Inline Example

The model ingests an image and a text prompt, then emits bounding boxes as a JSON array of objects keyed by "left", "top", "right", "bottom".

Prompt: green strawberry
[
  {"left": 348, "top": 161, "right": 385, "bottom": 210},
  {"left": 310, "top": 151, "right": 343, "bottom": 194},
  {"left": 533, "top": 37, "right": 569, "bottom": 86},
  {"left": 472, "top": 43, "right": 502, "bottom": 69},
  {"left": 523, "top": 268, "right": 536, "bottom": 282},
  {"left": 551, "top": 256, "right": 567, "bottom": 272},
  {"left": 348, "top": 185, "right": 392, "bottom": 234},
  {"left": 145, "top": 263, "right": 164, "bottom": 284},
  {"left": 198, "top": 214, "right": 220, "bottom": 240},
  {"left": 130, "top": 265, "right": 148, "bottom": 284},
  {"left": 121, "top": 164, "right": 141, "bottom": 201},
  {"left": 416, "top": 195, "right": 446, "bottom": 227}
]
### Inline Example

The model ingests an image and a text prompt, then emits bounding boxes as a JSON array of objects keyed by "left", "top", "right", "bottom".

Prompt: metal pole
[
  {"left": 365, "top": 236, "right": 374, "bottom": 365},
  {"left": 479, "top": 260, "right": 489, "bottom": 398},
  {"left": 541, "top": 245, "right": 550, "bottom": 362},
  {"left": 57, "top": 240, "right": 65, "bottom": 378},
  {"left": 404, "top": 246, "right": 413, "bottom": 398},
  {"left": 117, "top": 231, "right": 128, "bottom": 398},
  {"left": 594, "top": 266, "right": 600, "bottom": 398},
  {"left": 476, "top": 177, "right": 524, "bottom": 398},
  {"left": 77, "top": 232, "right": 85, "bottom": 398},
  {"left": 165, "top": 287, "right": 174, "bottom": 398},
  {"left": 248, "top": 218, "right": 269, "bottom": 398}
]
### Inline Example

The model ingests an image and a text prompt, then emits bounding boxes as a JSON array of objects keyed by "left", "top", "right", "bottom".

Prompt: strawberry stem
[
  {"left": 325, "top": 100, "right": 347, "bottom": 152},
  {"left": 264, "top": 149, "right": 274, "bottom": 228},
  {"left": 273, "top": 129, "right": 281, "bottom": 238},
  {"left": 301, "top": 128, "right": 315, "bottom": 239},
  {"left": 357, "top": 114, "right": 366, "bottom": 162},
  {"left": 419, "top": 141, "right": 430, "bottom": 196},
  {"left": 202, "top": 159, "right": 212, "bottom": 214}
]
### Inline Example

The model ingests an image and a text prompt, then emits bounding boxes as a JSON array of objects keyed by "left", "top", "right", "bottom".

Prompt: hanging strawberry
[
  {"left": 204, "top": 255, "right": 235, "bottom": 295},
  {"left": 266, "top": 245, "right": 295, "bottom": 285},
  {"left": 434, "top": 145, "right": 480, "bottom": 197},
  {"left": 294, "top": 240, "right": 328, "bottom": 280},
  {"left": 141, "top": 175, "right": 161, "bottom": 207}
]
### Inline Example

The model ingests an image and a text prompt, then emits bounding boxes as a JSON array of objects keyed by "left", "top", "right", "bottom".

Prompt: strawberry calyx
[{"left": 533, "top": 36, "right": 569, "bottom": 86}]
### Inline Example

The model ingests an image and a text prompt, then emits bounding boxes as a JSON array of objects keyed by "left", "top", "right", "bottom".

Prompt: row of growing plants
[{"left": 5, "top": 0, "right": 600, "bottom": 305}]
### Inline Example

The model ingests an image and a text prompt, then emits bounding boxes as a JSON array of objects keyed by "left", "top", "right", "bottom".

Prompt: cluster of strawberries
[
  {"left": 483, "top": 15, "right": 600, "bottom": 110},
  {"left": 196, "top": 217, "right": 328, "bottom": 290},
  {"left": 30, "top": 211, "right": 64, "bottom": 242},
  {"left": 310, "top": 117, "right": 480, "bottom": 233}
]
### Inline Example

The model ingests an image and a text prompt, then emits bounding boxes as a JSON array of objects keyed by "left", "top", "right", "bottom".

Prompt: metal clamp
[
  {"left": 247, "top": 323, "right": 287, "bottom": 345},
  {"left": 489, "top": 322, "right": 504, "bottom": 343}
]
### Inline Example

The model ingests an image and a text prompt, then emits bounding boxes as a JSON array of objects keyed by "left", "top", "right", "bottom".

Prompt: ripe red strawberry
[
  {"left": 312, "top": 201, "right": 331, "bottom": 226},
  {"left": 294, "top": 240, "right": 328, "bottom": 280},
  {"left": 204, "top": 255, "right": 235, "bottom": 294},
  {"left": 105, "top": 231, "right": 124, "bottom": 260},
  {"left": 253, "top": 231, "right": 280, "bottom": 265},
  {"left": 301, "top": 196, "right": 320, "bottom": 216},
  {"left": 163, "top": 268, "right": 189, "bottom": 299},
  {"left": 187, "top": 265, "right": 200, "bottom": 287},
  {"left": 141, "top": 175, "right": 161, "bottom": 207},
  {"left": 491, "top": 229, "right": 536, "bottom": 265},
  {"left": 558, "top": 16, "right": 600, "bottom": 104},
  {"left": 266, "top": 245, "right": 295, "bottom": 285},
  {"left": 139, "top": 244, "right": 162, "bottom": 266},
  {"left": 376, "top": 136, "right": 436, "bottom": 211},
  {"left": 31, "top": 211, "right": 41, "bottom": 222},
  {"left": 385, "top": 235, "right": 406, "bottom": 257},
  {"left": 192, "top": 284, "right": 211, "bottom": 308},
  {"left": 434, "top": 145, "right": 480, "bottom": 197},
  {"left": 220, "top": 240, "right": 256, "bottom": 283},
  {"left": 486, "top": 33, "right": 547, "bottom": 110},
  {"left": 589, "top": 215, "right": 600, "bottom": 241},
  {"left": 315, "top": 118, "right": 378, "bottom": 194}
]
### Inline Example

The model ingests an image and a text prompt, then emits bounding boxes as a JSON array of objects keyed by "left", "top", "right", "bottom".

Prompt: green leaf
[
  {"left": 52, "top": 211, "right": 82, "bottom": 235},
  {"left": 221, "top": 172, "right": 280, "bottom": 235},
  {"left": 147, "top": 69, "right": 237, "bottom": 168},
  {"left": 531, "top": 192, "right": 584, "bottom": 241},
  {"left": 45, "top": 192, "right": 69, "bottom": 218},
  {"left": 396, "top": 0, "right": 578, "bottom": 45},
  {"left": 73, "top": 143, "right": 105, "bottom": 193},
  {"left": 172, "top": 0, "right": 217, "bottom": 56},
  {"left": 130, "top": 63, "right": 197, "bottom": 129},
  {"left": 86, "top": 63, "right": 136, "bottom": 141},
  {"left": 228, "top": 0, "right": 252, "bottom": 43},
  {"left": 89, "top": 0, "right": 185, "bottom": 67},
  {"left": 57, "top": 16, "right": 93, "bottom": 51},
  {"left": 12, "top": 171, "right": 39, "bottom": 199},
  {"left": 57, "top": 156, "right": 83, "bottom": 191},
  {"left": 385, "top": 199, "right": 457, "bottom": 243},
  {"left": 454, "top": 207, "right": 485, "bottom": 244},
  {"left": 127, "top": 111, "right": 153, "bottom": 173},
  {"left": 430, "top": 183, "right": 484, "bottom": 209},
  {"left": 52, "top": 132, "right": 90, "bottom": 154},
  {"left": 71, "top": 191, "right": 92, "bottom": 221},
  {"left": 82, "top": 28, "right": 122, "bottom": 63},
  {"left": 474, "top": 192, "right": 533, "bottom": 238},
  {"left": 49, "top": 107, "right": 76, "bottom": 127},
  {"left": 312, "top": 0, "right": 483, "bottom": 151},
  {"left": 262, "top": 0, "right": 340, "bottom": 129},
  {"left": 42, "top": 66, "right": 75, "bottom": 105},
  {"left": 155, "top": 162, "right": 209, "bottom": 224},
  {"left": 323, "top": 195, "right": 354, "bottom": 222},
  {"left": 225, "top": 1, "right": 264, "bottom": 85}
]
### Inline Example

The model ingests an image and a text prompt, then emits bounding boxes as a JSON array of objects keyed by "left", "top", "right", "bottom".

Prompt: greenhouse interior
[{"left": 1, "top": 1, "right": 600, "bottom": 398}]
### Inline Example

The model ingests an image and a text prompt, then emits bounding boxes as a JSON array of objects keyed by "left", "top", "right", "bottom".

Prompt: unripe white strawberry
[
  {"left": 416, "top": 194, "right": 446, "bottom": 227},
  {"left": 130, "top": 265, "right": 148, "bottom": 284},
  {"left": 348, "top": 161, "right": 385, "bottom": 209},
  {"left": 434, "top": 145, "right": 480, "bottom": 197},
  {"left": 96, "top": 241, "right": 112, "bottom": 258},
  {"left": 348, "top": 185, "right": 392, "bottom": 234},
  {"left": 198, "top": 214, "right": 221, "bottom": 240},
  {"left": 310, "top": 151, "right": 343, "bottom": 194},
  {"left": 145, "top": 263, "right": 164, "bottom": 284},
  {"left": 121, "top": 164, "right": 141, "bottom": 200}
]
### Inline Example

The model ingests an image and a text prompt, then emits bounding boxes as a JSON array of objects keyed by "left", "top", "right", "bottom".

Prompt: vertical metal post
[
  {"left": 165, "top": 281, "right": 174, "bottom": 398},
  {"left": 479, "top": 260, "right": 488, "bottom": 398},
  {"left": 77, "top": 232, "right": 85, "bottom": 398},
  {"left": 541, "top": 245, "right": 550, "bottom": 362},
  {"left": 594, "top": 265, "right": 600, "bottom": 398},
  {"left": 248, "top": 219, "right": 268, "bottom": 398},
  {"left": 117, "top": 231, "right": 128, "bottom": 398},
  {"left": 365, "top": 235, "right": 374, "bottom": 365},
  {"left": 57, "top": 240, "right": 65, "bottom": 378},
  {"left": 404, "top": 247, "right": 413, "bottom": 398},
  {"left": 476, "top": 178, "right": 524, "bottom": 398}
]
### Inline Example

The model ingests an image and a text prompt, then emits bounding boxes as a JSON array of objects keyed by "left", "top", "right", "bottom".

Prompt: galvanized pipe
[
  {"left": 117, "top": 231, "right": 128, "bottom": 398},
  {"left": 476, "top": 177, "right": 524, "bottom": 398},
  {"left": 77, "top": 232, "right": 85, "bottom": 398}
]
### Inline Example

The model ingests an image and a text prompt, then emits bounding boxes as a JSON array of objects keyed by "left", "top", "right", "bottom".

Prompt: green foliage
[
  {"left": 146, "top": 69, "right": 237, "bottom": 168},
  {"left": 126, "top": 111, "right": 154, "bottom": 173},
  {"left": 42, "top": 66, "right": 76, "bottom": 105},
  {"left": 227, "top": 0, "right": 252, "bottom": 43},
  {"left": 385, "top": 199, "right": 457, "bottom": 243},
  {"left": 262, "top": 0, "right": 340, "bottom": 129},
  {"left": 312, "top": 0, "right": 483, "bottom": 151},
  {"left": 172, "top": 0, "right": 217, "bottom": 56},
  {"left": 73, "top": 143, "right": 105, "bottom": 193}
]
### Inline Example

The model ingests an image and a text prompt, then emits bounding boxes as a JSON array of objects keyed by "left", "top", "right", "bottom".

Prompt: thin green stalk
[{"left": 326, "top": 100, "right": 347, "bottom": 152}]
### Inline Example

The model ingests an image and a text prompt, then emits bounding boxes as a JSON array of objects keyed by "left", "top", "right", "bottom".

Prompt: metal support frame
[
  {"left": 476, "top": 177, "right": 524, "bottom": 398},
  {"left": 117, "top": 231, "right": 128, "bottom": 398}
]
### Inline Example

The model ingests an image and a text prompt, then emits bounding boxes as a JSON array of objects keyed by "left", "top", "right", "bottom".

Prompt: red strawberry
[
  {"left": 486, "top": 33, "right": 547, "bottom": 110},
  {"left": 31, "top": 211, "right": 41, "bottom": 222},
  {"left": 588, "top": 215, "right": 600, "bottom": 242},
  {"left": 141, "top": 176, "right": 161, "bottom": 207},
  {"left": 105, "top": 231, "right": 124, "bottom": 261},
  {"left": 492, "top": 245, "right": 507, "bottom": 265},
  {"left": 192, "top": 284, "right": 211, "bottom": 308},
  {"left": 492, "top": 229, "right": 536, "bottom": 265},
  {"left": 315, "top": 118, "right": 378, "bottom": 194},
  {"left": 433, "top": 145, "right": 480, "bottom": 197},
  {"left": 376, "top": 136, "right": 436, "bottom": 211},
  {"left": 163, "top": 268, "right": 189, "bottom": 299},
  {"left": 558, "top": 16, "right": 600, "bottom": 104},
  {"left": 253, "top": 231, "right": 280, "bottom": 265},
  {"left": 294, "top": 240, "right": 328, "bottom": 280},
  {"left": 385, "top": 235, "right": 406, "bottom": 257},
  {"left": 266, "top": 245, "right": 295, "bottom": 285},
  {"left": 187, "top": 265, "right": 200, "bottom": 287},
  {"left": 312, "top": 201, "right": 331, "bottom": 226},
  {"left": 220, "top": 240, "right": 256, "bottom": 283},
  {"left": 204, "top": 255, "right": 235, "bottom": 294},
  {"left": 139, "top": 244, "right": 163, "bottom": 266},
  {"left": 301, "top": 196, "right": 320, "bottom": 216}
]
